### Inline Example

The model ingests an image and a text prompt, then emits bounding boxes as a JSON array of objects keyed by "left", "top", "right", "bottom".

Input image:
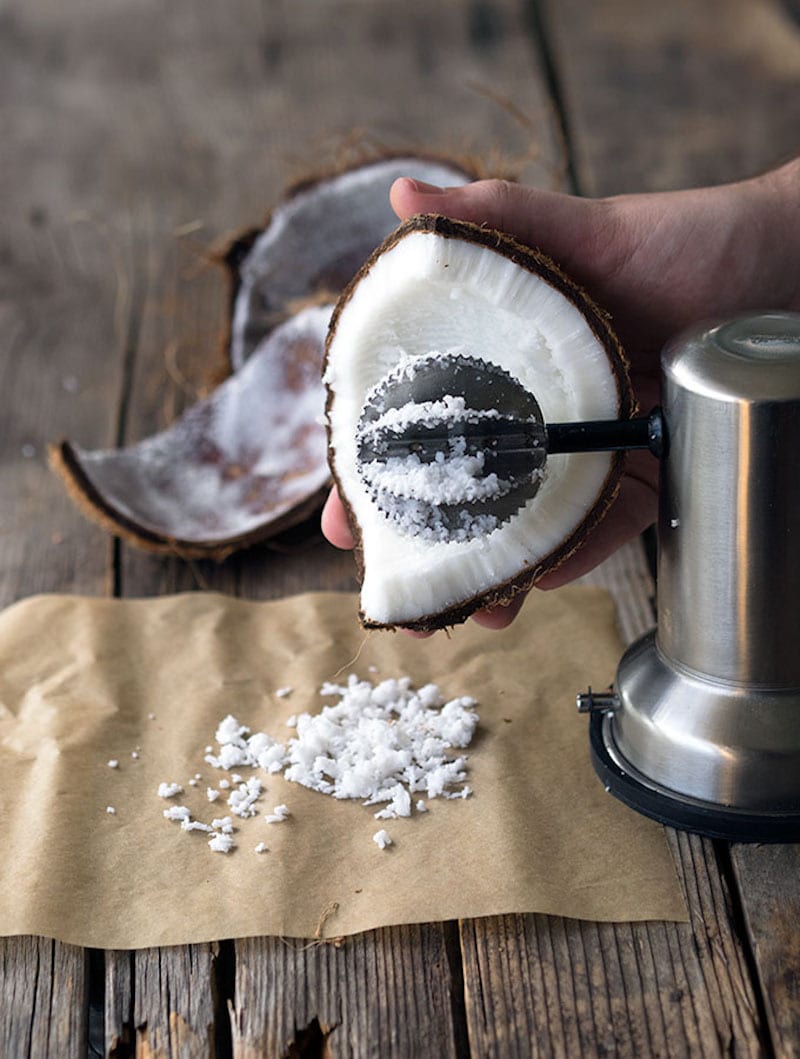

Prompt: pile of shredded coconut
[{"left": 150, "top": 675, "right": 478, "bottom": 855}]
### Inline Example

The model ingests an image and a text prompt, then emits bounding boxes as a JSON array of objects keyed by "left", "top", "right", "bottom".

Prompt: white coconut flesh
[
  {"left": 53, "top": 305, "right": 333, "bottom": 555},
  {"left": 325, "top": 222, "right": 629, "bottom": 628},
  {"left": 230, "top": 157, "right": 474, "bottom": 368}
]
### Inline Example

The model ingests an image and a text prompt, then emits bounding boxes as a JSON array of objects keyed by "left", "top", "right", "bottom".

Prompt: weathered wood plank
[
  {"left": 461, "top": 890, "right": 763, "bottom": 1059},
  {"left": 0, "top": 0, "right": 150, "bottom": 1047},
  {"left": 232, "top": 925, "right": 466, "bottom": 1059},
  {"left": 105, "top": 950, "right": 133, "bottom": 1057},
  {"left": 0, "top": 6, "right": 130, "bottom": 606},
  {"left": 542, "top": 0, "right": 800, "bottom": 195},
  {"left": 731, "top": 844, "right": 800, "bottom": 1058},
  {"left": 0, "top": 938, "right": 88, "bottom": 1058},
  {"left": 132, "top": 944, "right": 221, "bottom": 1058}
]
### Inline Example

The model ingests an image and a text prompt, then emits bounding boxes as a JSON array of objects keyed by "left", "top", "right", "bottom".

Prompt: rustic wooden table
[{"left": 2, "top": 0, "right": 800, "bottom": 1055}]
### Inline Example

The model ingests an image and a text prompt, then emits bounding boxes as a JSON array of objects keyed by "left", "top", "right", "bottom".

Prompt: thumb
[{"left": 389, "top": 177, "right": 618, "bottom": 284}]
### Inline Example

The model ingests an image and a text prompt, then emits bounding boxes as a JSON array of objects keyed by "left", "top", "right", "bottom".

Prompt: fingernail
[{"left": 406, "top": 178, "right": 445, "bottom": 194}]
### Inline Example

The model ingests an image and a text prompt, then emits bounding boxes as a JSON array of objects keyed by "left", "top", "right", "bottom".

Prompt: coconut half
[
  {"left": 324, "top": 215, "right": 635, "bottom": 630},
  {"left": 226, "top": 156, "right": 476, "bottom": 369},
  {"left": 51, "top": 306, "right": 332, "bottom": 559}
]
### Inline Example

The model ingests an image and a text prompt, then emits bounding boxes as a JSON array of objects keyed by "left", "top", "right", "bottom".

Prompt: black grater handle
[{"left": 547, "top": 407, "right": 664, "bottom": 458}]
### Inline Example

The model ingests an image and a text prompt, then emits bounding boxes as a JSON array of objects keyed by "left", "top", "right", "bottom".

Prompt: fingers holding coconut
[
  {"left": 391, "top": 168, "right": 800, "bottom": 358},
  {"left": 470, "top": 593, "right": 529, "bottom": 631},
  {"left": 321, "top": 468, "right": 656, "bottom": 630},
  {"left": 321, "top": 487, "right": 355, "bottom": 550},
  {"left": 322, "top": 485, "right": 526, "bottom": 631},
  {"left": 536, "top": 456, "right": 658, "bottom": 590},
  {"left": 390, "top": 177, "right": 612, "bottom": 291},
  {"left": 460, "top": 452, "right": 657, "bottom": 622},
  {"left": 322, "top": 482, "right": 526, "bottom": 633},
  {"left": 388, "top": 176, "right": 658, "bottom": 389},
  {"left": 465, "top": 451, "right": 657, "bottom": 625}
]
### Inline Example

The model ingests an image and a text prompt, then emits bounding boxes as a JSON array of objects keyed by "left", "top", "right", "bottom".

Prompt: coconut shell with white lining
[{"left": 324, "top": 215, "right": 635, "bottom": 630}]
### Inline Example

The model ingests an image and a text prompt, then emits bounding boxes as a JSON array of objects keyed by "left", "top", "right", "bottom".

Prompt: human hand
[{"left": 323, "top": 161, "right": 800, "bottom": 628}]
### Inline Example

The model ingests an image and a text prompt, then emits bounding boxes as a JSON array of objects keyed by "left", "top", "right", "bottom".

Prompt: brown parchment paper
[{"left": 0, "top": 588, "right": 686, "bottom": 949}]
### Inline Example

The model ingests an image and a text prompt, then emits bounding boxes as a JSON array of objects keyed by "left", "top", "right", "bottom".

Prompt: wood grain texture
[
  {"left": 0, "top": 3, "right": 128, "bottom": 607},
  {"left": 232, "top": 925, "right": 467, "bottom": 1059},
  {"left": 458, "top": 542, "right": 764, "bottom": 1057},
  {"left": 731, "top": 843, "right": 800, "bottom": 1058},
  {"left": 461, "top": 897, "right": 763, "bottom": 1059},
  {"left": 0, "top": 938, "right": 88, "bottom": 1058},
  {"left": 0, "top": 1, "right": 132, "bottom": 1042},
  {"left": 132, "top": 945, "right": 220, "bottom": 1058},
  {"left": 105, "top": 951, "right": 133, "bottom": 1057},
  {"left": 541, "top": 0, "right": 800, "bottom": 195}
]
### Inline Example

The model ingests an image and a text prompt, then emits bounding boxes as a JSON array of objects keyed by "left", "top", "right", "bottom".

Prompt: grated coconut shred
[
  {"left": 373, "top": 829, "right": 392, "bottom": 850},
  {"left": 156, "top": 675, "right": 479, "bottom": 854}
]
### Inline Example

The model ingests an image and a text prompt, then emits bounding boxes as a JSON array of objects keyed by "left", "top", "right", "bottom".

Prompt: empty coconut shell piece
[
  {"left": 225, "top": 155, "right": 477, "bottom": 369},
  {"left": 51, "top": 306, "right": 332, "bottom": 559},
  {"left": 324, "top": 215, "right": 635, "bottom": 631},
  {"left": 53, "top": 155, "right": 479, "bottom": 556}
]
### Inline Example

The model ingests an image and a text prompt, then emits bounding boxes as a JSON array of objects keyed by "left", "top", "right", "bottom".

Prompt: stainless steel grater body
[{"left": 593, "top": 312, "right": 800, "bottom": 839}]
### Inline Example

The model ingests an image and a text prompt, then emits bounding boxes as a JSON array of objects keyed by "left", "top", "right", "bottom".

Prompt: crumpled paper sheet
[{"left": 0, "top": 588, "right": 686, "bottom": 948}]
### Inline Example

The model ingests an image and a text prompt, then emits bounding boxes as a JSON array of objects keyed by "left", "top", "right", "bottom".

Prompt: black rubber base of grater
[{"left": 589, "top": 712, "right": 800, "bottom": 843}]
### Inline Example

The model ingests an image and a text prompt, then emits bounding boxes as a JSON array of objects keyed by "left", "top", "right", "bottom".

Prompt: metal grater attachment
[{"left": 355, "top": 352, "right": 661, "bottom": 542}]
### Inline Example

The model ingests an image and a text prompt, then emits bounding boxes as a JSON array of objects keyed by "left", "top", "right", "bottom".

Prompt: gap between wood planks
[
  {"left": 524, "top": 0, "right": 579, "bottom": 194},
  {"left": 109, "top": 228, "right": 147, "bottom": 601},
  {"left": 88, "top": 942, "right": 238, "bottom": 1058},
  {"left": 712, "top": 843, "right": 779, "bottom": 1059},
  {"left": 86, "top": 930, "right": 476, "bottom": 1057}
]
